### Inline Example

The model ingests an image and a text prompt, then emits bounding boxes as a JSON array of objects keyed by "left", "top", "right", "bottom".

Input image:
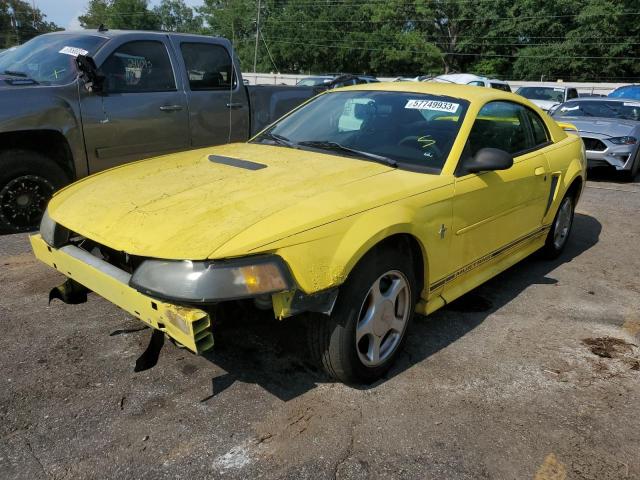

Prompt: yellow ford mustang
[{"left": 31, "top": 83, "right": 585, "bottom": 384}]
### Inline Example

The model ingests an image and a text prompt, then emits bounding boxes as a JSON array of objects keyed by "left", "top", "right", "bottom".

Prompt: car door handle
[
  {"left": 226, "top": 103, "right": 244, "bottom": 109},
  {"left": 534, "top": 167, "right": 546, "bottom": 176},
  {"left": 159, "top": 104, "right": 183, "bottom": 112}
]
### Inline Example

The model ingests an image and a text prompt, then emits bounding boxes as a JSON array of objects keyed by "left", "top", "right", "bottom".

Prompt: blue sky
[{"left": 36, "top": 0, "right": 204, "bottom": 30}]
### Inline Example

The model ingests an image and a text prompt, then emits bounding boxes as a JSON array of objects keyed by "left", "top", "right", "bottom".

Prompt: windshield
[
  {"left": 517, "top": 87, "right": 565, "bottom": 103},
  {"left": 297, "top": 77, "right": 330, "bottom": 86},
  {"left": 253, "top": 90, "right": 470, "bottom": 172},
  {"left": 0, "top": 34, "right": 106, "bottom": 85},
  {"left": 608, "top": 86, "right": 640, "bottom": 100},
  {"left": 553, "top": 100, "right": 640, "bottom": 121}
]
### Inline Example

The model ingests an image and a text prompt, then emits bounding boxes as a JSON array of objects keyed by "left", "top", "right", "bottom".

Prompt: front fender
[{"left": 274, "top": 206, "right": 419, "bottom": 294}]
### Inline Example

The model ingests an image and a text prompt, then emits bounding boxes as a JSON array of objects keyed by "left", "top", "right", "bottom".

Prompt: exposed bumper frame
[{"left": 30, "top": 234, "right": 214, "bottom": 354}]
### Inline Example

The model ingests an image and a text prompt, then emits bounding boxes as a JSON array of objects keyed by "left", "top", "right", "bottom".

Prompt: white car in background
[
  {"left": 515, "top": 85, "right": 579, "bottom": 112},
  {"left": 429, "top": 73, "right": 511, "bottom": 92}
]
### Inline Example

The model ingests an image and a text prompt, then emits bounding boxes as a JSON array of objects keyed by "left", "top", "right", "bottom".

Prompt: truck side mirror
[{"left": 76, "top": 55, "right": 106, "bottom": 93}]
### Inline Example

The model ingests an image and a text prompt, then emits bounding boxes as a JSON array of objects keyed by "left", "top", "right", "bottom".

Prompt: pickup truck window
[
  {"left": 0, "top": 33, "right": 106, "bottom": 85},
  {"left": 180, "top": 43, "right": 235, "bottom": 91},
  {"left": 101, "top": 41, "right": 176, "bottom": 93}
]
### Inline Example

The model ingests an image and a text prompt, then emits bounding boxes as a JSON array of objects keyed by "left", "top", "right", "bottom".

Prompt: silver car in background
[
  {"left": 552, "top": 98, "right": 640, "bottom": 180},
  {"left": 516, "top": 85, "right": 579, "bottom": 112}
]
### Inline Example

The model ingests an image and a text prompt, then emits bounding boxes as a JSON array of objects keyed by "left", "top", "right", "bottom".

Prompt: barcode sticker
[
  {"left": 59, "top": 46, "right": 89, "bottom": 57},
  {"left": 405, "top": 99, "right": 459, "bottom": 112}
]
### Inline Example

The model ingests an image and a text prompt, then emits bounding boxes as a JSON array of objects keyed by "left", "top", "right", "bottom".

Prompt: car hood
[
  {"left": 48, "top": 143, "right": 413, "bottom": 259},
  {"left": 528, "top": 99, "right": 560, "bottom": 111},
  {"left": 553, "top": 116, "right": 639, "bottom": 137}
]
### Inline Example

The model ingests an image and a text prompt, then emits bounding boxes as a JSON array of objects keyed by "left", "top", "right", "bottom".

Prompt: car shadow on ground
[
  {"left": 149, "top": 213, "right": 601, "bottom": 401},
  {"left": 586, "top": 166, "right": 638, "bottom": 184}
]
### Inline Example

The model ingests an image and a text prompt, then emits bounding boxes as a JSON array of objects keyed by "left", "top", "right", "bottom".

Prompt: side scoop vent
[{"left": 209, "top": 155, "right": 267, "bottom": 170}]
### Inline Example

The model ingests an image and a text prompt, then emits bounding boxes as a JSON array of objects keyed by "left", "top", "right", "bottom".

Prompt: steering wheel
[{"left": 398, "top": 135, "right": 443, "bottom": 163}]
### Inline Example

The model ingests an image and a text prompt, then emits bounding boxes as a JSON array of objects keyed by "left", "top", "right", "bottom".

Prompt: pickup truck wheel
[
  {"left": 0, "top": 150, "right": 69, "bottom": 233},
  {"left": 309, "top": 247, "right": 417, "bottom": 384},
  {"left": 541, "top": 194, "right": 575, "bottom": 259}
]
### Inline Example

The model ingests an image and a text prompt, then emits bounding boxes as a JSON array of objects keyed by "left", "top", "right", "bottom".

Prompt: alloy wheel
[{"left": 355, "top": 270, "right": 411, "bottom": 367}]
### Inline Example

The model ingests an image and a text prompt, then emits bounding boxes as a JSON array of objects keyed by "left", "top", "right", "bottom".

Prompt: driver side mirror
[
  {"left": 464, "top": 148, "right": 514, "bottom": 174},
  {"left": 76, "top": 54, "right": 106, "bottom": 93}
]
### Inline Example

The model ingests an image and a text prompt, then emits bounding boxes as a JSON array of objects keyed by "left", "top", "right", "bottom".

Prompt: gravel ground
[{"left": 1, "top": 168, "right": 639, "bottom": 480}]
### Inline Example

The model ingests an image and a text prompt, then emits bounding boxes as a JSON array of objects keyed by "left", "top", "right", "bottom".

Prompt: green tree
[
  {"left": 154, "top": 0, "right": 203, "bottom": 33},
  {"left": 0, "top": 0, "right": 61, "bottom": 49},
  {"left": 79, "top": 0, "right": 160, "bottom": 30}
]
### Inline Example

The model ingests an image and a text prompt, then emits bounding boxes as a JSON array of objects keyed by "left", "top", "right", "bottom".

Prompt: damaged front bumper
[{"left": 30, "top": 234, "right": 214, "bottom": 354}]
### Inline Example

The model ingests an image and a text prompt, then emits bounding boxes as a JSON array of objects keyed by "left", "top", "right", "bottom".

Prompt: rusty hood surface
[{"left": 47, "top": 143, "right": 404, "bottom": 259}]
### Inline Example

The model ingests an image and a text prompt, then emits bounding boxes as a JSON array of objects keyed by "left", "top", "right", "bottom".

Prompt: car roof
[
  {"left": 331, "top": 81, "right": 525, "bottom": 103},
  {"left": 519, "top": 84, "right": 572, "bottom": 90},
  {"left": 40, "top": 29, "right": 223, "bottom": 41},
  {"left": 562, "top": 97, "right": 637, "bottom": 103}
]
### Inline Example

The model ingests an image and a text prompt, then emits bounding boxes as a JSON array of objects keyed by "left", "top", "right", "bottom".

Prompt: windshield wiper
[
  {"left": 3, "top": 70, "right": 28, "bottom": 77},
  {"left": 297, "top": 140, "right": 397, "bottom": 167},
  {"left": 254, "top": 131, "right": 297, "bottom": 148}
]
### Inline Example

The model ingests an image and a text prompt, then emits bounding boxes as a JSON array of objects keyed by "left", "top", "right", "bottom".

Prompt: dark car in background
[
  {"left": 296, "top": 74, "right": 379, "bottom": 88},
  {"left": 0, "top": 30, "right": 320, "bottom": 233},
  {"left": 552, "top": 98, "right": 640, "bottom": 180}
]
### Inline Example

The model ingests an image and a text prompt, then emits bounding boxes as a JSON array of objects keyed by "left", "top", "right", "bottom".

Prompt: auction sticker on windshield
[
  {"left": 405, "top": 99, "right": 459, "bottom": 113},
  {"left": 58, "top": 46, "right": 89, "bottom": 57}
]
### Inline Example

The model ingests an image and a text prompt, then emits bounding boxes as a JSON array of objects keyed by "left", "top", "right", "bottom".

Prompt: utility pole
[{"left": 253, "top": 0, "right": 261, "bottom": 73}]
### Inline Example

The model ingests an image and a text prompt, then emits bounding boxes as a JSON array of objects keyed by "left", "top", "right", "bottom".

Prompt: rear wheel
[
  {"left": 308, "top": 246, "right": 418, "bottom": 384},
  {"left": 0, "top": 150, "right": 69, "bottom": 233},
  {"left": 541, "top": 194, "right": 575, "bottom": 259}
]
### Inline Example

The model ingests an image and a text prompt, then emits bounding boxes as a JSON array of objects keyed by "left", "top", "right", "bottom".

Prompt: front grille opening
[
  {"left": 582, "top": 137, "right": 607, "bottom": 152},
  {"left": 69, "top": 234, "right": 144, "bottom": 274}
]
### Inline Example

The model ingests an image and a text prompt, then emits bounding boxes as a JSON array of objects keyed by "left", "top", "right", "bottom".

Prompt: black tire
[
  {"left": 308, "top": 246, "right": 418, "bottom": 384},
  {"left": 541, "top": 193, "right": 575, "bottom": 259},
  {"left": 0, "top": 149, "right": 69, "bottom": 234}
]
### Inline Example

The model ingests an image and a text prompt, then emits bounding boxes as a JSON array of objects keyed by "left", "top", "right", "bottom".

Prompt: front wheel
[
  {"left": 541, "top": 194, "right": 575, "bottom": 259},
  {"left": 0, "top": 150, "right": 69, "bottom": 233},
  {"left": 308, "top": 246, "right": 418, "bottom": 384}
]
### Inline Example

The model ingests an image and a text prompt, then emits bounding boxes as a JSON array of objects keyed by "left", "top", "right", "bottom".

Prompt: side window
[
  {"left": 467, "top": 101, "right": 530, "bottom": 156},
  {"left": 180, "top": 43, "right": 236, "bottom": 90},
  {"left": 468, "top": 81, "right": 485, "bottom": 87},
  {"left": 525, "top": 108, "right": 549, "bottom": 146},
  {"left": 101, "top": 41, "right": 175, "bottom": 93},
  {"left": 567, "top": 88, "right": 578, "bottom": 100}
]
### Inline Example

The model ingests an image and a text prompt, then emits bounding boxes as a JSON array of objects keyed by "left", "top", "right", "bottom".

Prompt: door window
[
  {"left": 180, "top": 43, "right": 236, "bottom": 90},
  {"left": 525, "top": 108, "right": 550, "bottom": 146},
  {"left": 468, "top": 81, "right": 485, "bottom": 87},
  {"left": 467, "top": 101, "right": 530, "bottom": 156},
  {"left": 101, "top": 41, "right": 176, "bottom": 93},
  {"left": 567, "top": 88, "right": 579, "bottom": 100}
]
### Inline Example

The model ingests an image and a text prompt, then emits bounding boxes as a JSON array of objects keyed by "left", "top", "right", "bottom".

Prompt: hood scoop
[{"left": 209, "top": 155, "right": 267, "bottom": 171}]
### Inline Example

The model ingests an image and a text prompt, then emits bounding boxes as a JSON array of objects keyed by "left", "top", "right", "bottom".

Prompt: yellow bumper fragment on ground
[{"left": 30, "top": 234, "right": 214, "bottom": 354}]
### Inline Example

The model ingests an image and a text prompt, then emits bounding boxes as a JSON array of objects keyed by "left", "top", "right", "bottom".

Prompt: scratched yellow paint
[{"left": 534, "top": 453, "right": 567, "bottom": 480}]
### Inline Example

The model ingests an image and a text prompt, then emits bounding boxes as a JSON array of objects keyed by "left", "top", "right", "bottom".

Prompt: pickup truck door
[
  {"left": 169, "top": 36, "right": 250, "bottom": 147},
  {"left": 443, "top": 101, "right": 551, "bottom": 301},
  {"left": 80, "top": 34, "right": 189, "bottom": 173}
]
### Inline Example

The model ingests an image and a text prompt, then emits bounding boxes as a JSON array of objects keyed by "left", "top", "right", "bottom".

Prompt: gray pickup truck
[{"left": 0, "top": 29, "right": 320, "bottom": 233}]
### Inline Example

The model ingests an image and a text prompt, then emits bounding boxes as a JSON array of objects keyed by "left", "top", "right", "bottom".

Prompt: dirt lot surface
[{"left": 1, "top": 169, "right": 639, "bottom": 480}]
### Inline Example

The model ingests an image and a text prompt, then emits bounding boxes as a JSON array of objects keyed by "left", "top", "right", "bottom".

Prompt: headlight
[
  {"left": 609, "top": 136, "right": 637, "bottom": 145},
  {"left": 129, "top": 256, "right": 294, "bottom": 303},
  {"left": 40, "top": 209, "right": 69, "bottom": 247}
]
